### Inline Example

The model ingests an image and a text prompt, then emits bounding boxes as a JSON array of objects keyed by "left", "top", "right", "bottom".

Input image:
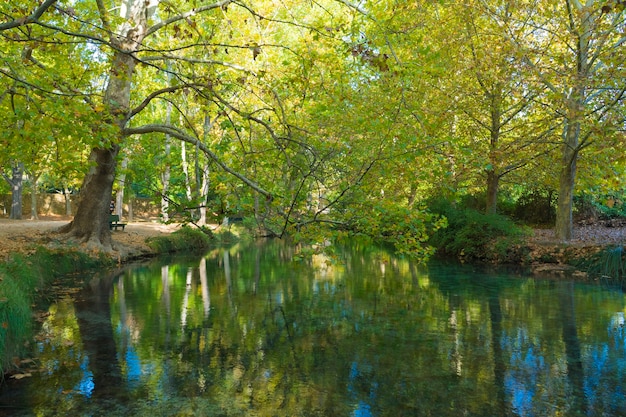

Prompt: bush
[
  {"left": 511, "top": 189, "right": 556, "bottom": 226},
  {"left": 146, "top": 225, "right": 214, "bottom": 253},
  {"left": 574, "top": 193, "right": 626, "bottom": 222},
  {"left": 428, "top": 198, "right": 529, "bottom": 262}
]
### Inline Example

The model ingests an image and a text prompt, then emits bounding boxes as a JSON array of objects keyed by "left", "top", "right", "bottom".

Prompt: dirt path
[{"left": 0, "top": 218, "right": 183, "bottom": 260}]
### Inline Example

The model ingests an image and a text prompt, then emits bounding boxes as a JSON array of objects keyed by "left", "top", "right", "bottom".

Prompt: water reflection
[{"left": 2, "top": 240, "right": 626, "bottom": 416}]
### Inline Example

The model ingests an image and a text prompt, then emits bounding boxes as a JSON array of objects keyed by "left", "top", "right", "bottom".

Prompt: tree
[
  {"left": 429, "top": 3, "right": 558, "bottom": 214},
  {"left": 1, "top": 162, "right": 24, "bottom": 219},
  {"left": 484, "top": 0, "right": 626, "bottom": 240}
]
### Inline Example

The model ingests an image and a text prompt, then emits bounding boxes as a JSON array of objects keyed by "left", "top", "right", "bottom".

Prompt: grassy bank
[{"left": 0, "top": 226, "right": 215, "bottom": 377}]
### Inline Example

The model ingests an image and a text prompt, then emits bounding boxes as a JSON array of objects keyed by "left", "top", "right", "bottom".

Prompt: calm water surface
[{"left": 2, "top": 239, "right": 626, "bottom": 416}]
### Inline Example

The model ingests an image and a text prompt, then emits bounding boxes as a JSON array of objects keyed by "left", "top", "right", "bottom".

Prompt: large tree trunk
[
  {"left": 554, "top": 4, "right": 590, "bottom": 241},
  {"left": 59, "top": 0, "right": 150, "bottom": 249},
  {"left": 555, "top": 102, "right": 582, "bottom": 242},
  {"left": 555, "top": 147, "right": 577, "bottom": 241},
  {"left": 59, "top": 146, "right": 120, "bottom": 250}
]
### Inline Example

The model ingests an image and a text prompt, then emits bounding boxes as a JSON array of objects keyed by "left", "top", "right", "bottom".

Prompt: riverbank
[
  {"left": 1, "top": 218, "right": 625, "bottom": 277},
  {"left": 0, "top": 217, "right": 186, "bottom": 262},
  {"left": 503, "top": 225, "right": 626, "bottom": 280},
  {"left": 0, "top": 218, "right": 216, "bottom": 376}
]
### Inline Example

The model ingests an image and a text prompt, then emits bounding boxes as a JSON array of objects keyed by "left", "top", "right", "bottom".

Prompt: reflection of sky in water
[
  {"left": 504, "top": 332, "right": 547, "bottom": 417},
  {"left": 354, "top": 401, "right": 372, "bottom": 417},
  {"left": 123, "top": 347, "right": 142, "bottom": 386},
  {"left": 349, "top": 361, "right": 377, "bottom": 417},
  {"left": 74, "top": 355, "right": 94, "bottom": 398},
  {"left": 502, "top": 315, "right": 626, "bottom": 416}
]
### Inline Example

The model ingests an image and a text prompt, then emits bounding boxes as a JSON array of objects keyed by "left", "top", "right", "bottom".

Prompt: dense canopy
[{"left": 1, "top": 0, "right": 625, "bottom": 258}]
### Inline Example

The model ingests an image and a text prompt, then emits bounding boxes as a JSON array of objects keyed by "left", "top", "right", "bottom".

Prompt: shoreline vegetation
[{"left": 1, "top": 217, "right": 625, "bottom": 378}]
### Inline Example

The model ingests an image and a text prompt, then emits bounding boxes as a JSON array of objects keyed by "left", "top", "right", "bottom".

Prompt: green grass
[
  {"left": 574, "top": 245, "right": 626, "bottom": 283},
  {"left": 146, "top": 225, "right": 214, "bottom": 253}
]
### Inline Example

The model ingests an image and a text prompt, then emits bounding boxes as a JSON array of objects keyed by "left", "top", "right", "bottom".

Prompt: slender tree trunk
[
  {"left": 116, "top": 156, "right": 128, "bottom": 218},
  {"left": 29, "top": 172, "right": 40, "bottom": 220},
  {"left": 181, "top": 141, "right": 193, "bottom": 202},
  {"left": 8, "top": 162, "right": 24, "bottom": 220},
  {"left": 63, "top": 187, "right": 72, "bottom": 216},
  {"left": 486, "top": 92, "right": 502, "bottom": 215},
  {"left": 199, "top": 163, "right": 209, "bottom": 225},
  {"left": 198, "top": 114, "right": 214, "bottom": 226},
  {"left": 161, "top": 150, "right": 171, "bottom": 222},
  {"left": 161, "top": 99, "right": 172, "bottom": 222},
  {"left": 485, "top": 170, "right": 499, "bottom": 215}
]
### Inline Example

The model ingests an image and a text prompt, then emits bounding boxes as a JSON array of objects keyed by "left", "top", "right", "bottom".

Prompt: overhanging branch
[{"left": 122, "top": 124, "right": 273, "bottom": 200}]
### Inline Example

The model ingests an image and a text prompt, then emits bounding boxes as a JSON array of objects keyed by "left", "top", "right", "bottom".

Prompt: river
[{"left": 1, "top": 239, "right": 625, "bottom": 416}]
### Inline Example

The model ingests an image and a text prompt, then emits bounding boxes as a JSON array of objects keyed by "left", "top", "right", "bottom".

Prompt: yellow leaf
[{"left": 10, "top": 373, "right": 32, "bottom": 380}]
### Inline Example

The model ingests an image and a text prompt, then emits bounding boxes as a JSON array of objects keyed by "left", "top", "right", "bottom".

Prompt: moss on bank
[{"left": 0, "top": 225, "right": 215, "bottom": 378}]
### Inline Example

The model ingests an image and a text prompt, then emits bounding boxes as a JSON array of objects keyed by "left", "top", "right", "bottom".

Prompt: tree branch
[
  {"left": 145, "top": 0, "right": 234, "bottom": 37},
  {"left": 95, "top": 0, "right": 112, "bottom": 37},
  {"left": 126, "top": 85, "right": 195, "bottom": 120},
  {"left": 0, "top": 0, "right": 57, "bottom": 31},
  {"left": 122, "top": 124, "right": 273, "bottom": 200}
]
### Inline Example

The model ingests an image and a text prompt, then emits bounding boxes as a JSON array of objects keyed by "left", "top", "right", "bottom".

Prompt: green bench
[{"left": 109, "top": 214, "right": 127, "bottom": 231}]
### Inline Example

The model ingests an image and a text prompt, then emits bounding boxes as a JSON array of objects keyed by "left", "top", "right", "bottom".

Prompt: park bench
[{"left": 109, "top": 214, "right": 127, "bottom": 231}]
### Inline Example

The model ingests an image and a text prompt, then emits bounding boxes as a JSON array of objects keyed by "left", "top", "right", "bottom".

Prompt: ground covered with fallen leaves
[
  {"left": 0, "top": 217, "right": 182, "bottom": 261},
  {"left": 528, "top": 224, "right": 626, "bottom": 246}
]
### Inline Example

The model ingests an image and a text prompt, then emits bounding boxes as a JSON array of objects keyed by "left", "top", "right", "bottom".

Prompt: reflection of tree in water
[
  {"left": 73, "top": 274, "right": 126, "bottom": 401},
  {"left": 17, "top": 241, "right": 626, "bottom": 416},
  {"left": 559, "top": 281, "right": 587, "bottom": 416}
]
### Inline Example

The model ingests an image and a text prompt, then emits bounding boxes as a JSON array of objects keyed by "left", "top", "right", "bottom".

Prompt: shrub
[
  {"left": 146, "top": 225, "right": 213, "bottom": 252},
  {"left": 574, "top": 193, "right": 626, "bottom": 222},
  {"left": 428, "top": 198, "right": 529, "bottom": 262},
  {"left": 511, "top": 189, "right": 556, "bottom": 226}
]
